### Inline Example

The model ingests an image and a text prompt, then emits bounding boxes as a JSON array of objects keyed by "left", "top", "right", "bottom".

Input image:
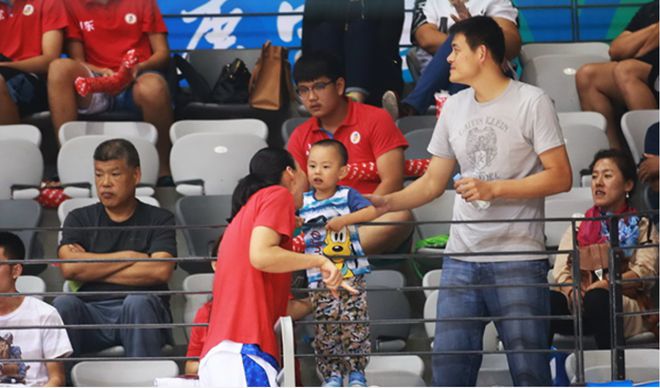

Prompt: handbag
[
  {"left": 210, "top": 58, "right": 251, "bottom": 104},
  {"left": 248, "top": 41, "right": 294, "bottom": 111}
]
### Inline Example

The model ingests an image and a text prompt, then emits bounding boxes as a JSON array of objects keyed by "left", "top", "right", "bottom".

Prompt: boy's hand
[
  {"left": 326, "top": 217, "right": 346, "bottom": 232},
  {"left": 295, "top": 216, "right": 304, "bottom": 229}
]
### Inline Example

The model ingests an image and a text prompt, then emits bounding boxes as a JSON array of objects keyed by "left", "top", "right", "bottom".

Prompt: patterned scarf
[{"left": 577, "top": 204, "right": 640, "bottom": 257}]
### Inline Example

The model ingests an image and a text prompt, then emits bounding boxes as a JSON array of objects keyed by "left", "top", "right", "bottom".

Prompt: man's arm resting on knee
[
  {"left": 373, "top": 148, "right": 406, "bottom": 195},
  {"left": 66, "top": 40, "right": 114, "bottom": 76},
  {"left": 58, "top": 244, "right": 143, "bottom": 282},
  {"left": 414, "top": 23, "right": 449, "bottom": 55},
  {"left": 461, "top": 145, "right": 572, "bottom": 202},
  {"left": 372, "top": 156, "right": 456, "bottom": 213},
  {"left": 0, "top": 30, "right": 63, "bottom": 74},
  {"left": 44, "top": 361, "right": 65, "bottom": 387},
  {"left": 101, "top": 251, "right": 175, "bottom": 286},
  {"left": 609, "top": 23, "right": 659, "bottom": 61},
  {"left": 494, "top": 18, "right": 521, "bottom": 61},
  {"left": 137, "top": 33, "right": 170, "bottom": 73}
]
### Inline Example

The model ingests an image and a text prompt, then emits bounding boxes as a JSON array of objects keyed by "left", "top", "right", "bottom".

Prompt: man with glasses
[{"left": 287, "top": 51, "right": 413, "bottom": 255}]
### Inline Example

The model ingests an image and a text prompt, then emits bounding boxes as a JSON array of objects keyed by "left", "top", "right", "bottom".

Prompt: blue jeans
[
  {"left": 433, "top": 257, "right": 552, "bottom": 386},
  {"left": 403, "top": 35, "right": 468, "bottom": 114},
  {"left": 53, "top": 294, "right": 171, "bottom": 357}
]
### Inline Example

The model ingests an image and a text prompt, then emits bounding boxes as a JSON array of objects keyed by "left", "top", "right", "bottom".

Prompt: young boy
[{"left": 299, "top": 139, "right": 379, "bottom": 387}]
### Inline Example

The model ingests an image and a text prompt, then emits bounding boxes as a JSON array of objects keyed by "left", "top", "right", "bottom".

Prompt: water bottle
[{"left": 453, "top": 173, "right": 491, "bottom": 210}]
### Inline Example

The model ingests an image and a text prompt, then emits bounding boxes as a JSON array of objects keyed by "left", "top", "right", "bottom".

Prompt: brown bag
[{"left": 248, "top": 41, "right": 294, "bottom": 111}]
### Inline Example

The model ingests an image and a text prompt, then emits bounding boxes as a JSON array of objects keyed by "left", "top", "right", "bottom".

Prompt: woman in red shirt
[{"left": 198, "top": 148, "right": 347, "bottom": 387}]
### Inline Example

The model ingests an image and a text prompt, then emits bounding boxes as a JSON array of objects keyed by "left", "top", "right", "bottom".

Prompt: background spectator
[
  {"left": 54, "top": 139, "right": 176, "bottom": 357},
  {"left": 0, "top": 232, "right": 72, "bottom": 387},
  {"left": 576, "top": 1, "right": 659, "bottom": 150}
]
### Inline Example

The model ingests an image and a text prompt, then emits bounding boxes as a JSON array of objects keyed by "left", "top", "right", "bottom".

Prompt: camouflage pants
[{"left": 311, "top": 275, "right": 370, "bottom": 379}]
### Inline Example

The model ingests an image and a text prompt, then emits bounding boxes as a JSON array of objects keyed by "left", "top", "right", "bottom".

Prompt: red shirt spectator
[
  {"left": 201, "top": 186, "right": 295, "bottom": 363},
  {"left": 288, "top": 100, "right": 408, "bottom": 194},
  {"left": 0, "top": 0, "right": 68, "bottom": 62},
  {"left": 63, "top": 0, "right": 167, "bottom": 71},
  {"left": 186, "top": 301, "right": 212, "bottom": 359}
]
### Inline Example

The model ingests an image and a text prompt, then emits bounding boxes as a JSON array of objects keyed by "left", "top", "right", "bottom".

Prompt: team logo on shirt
[
  {"left": 350, "top": 131, "right": 361, "bottom": 144},
  {"left": 22, "top": 4, "right": 34, "bottom": 16},
  {"left": 125, "top": 13, "right": 137, "bottom": 24}
]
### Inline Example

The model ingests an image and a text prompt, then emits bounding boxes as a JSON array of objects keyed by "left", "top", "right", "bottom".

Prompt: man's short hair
[
  {"left": 93, "top": 139, "right": 141, "bottom": 169},
  {"left": 311, "top": 139, "right": 349, "bottom": 166},
  {"left": 0, "top": 232, "right": 25, "bottom": 262},
  {"left": 293, "top": 51, "right": 345, "bottom": 84},
  {"left": 449, "top": 16, "right": 506, "bottom": 65}
]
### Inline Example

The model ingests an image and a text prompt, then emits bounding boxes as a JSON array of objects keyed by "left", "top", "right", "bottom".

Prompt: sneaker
[
  {"left": 321, "top": 375, "right": 344, "bottom": 387},
  {"left": 382, "top": 90, "right": 400, "bottom": 120},
  {"left": 348, "top": 371, "right": 367, "bottom": 387}
]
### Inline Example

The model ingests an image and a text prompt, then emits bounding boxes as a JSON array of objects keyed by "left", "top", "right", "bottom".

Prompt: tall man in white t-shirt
[
  {"left": 369, "top": 16, "right": 572, "bottom": 386},
  {"left": 0, "top": 232, "right": 72, "bottom": 386}
]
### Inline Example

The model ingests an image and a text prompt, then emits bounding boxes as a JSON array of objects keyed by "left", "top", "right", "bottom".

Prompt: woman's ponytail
[{"left": 229, "top": 148, "right": 297, "bottom": 221}]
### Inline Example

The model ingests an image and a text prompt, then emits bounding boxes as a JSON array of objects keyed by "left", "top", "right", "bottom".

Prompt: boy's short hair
[
  {"left": 93, "top": 138, "right": 141, "bottom": 169},
  {"left": 311, "top": 139, "right": 349, "bottom": 166},
  {"left": 0, "top": 232, "right": 25, "bottom": 261},
  {"left": 449, "top": 16, "right": 506, "bottom": 66},
  {"left": 293, "top": 51, "right": 345, "bottom": 84}
]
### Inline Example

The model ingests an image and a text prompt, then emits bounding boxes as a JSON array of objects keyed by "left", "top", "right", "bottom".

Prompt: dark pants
[
  {"left": 53, "top": 294, "right": 172, "bottom": 357},
  {"left": 549, "top": 289, "right": 612, "bottom": 349}
]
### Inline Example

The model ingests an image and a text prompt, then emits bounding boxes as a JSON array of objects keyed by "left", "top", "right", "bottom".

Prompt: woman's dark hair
[
  {"left": 590, "top": 149, "right": 638, "bottom": 195},
  {"left": 230, "top": 147, "right": 297, "bottom": 221}
]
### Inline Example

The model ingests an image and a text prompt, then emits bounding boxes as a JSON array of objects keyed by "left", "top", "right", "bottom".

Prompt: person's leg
[
  {"left": 342, "top": 276, "right": 370, "bottom": 377},
  {"left": 401, "top": 36, "right": 456, "bottom": 114},
  {"left": 432, "top": 257, "right": 486, "bottom": 386},
  {"left": 119, "top": 294, "right": 171, "bottom": 357},
  {"left": 52, "top": 295, "right": 117, "bottom": 355},
  {"left": 47, "top": 58, "right": 94, "bottom": 141},
  {"left": 0, "top": 75, "right": 21, "bottom": 125},
  {"left": 131, "top": 73, "right": 173, "bottom": 177},
  {"left": 614, "top": 59, "right": 657, "bottom": 110},
  {"left": 548, "top": 290, "right": 577, "bottom": 346},
  {"left": 344, "top": 18, "right": 376, "bottom": 102},
  {"left": 575, "top": 62, "right": 627, "bottom": 150},
  {"left": 311, "top": 288, "right": 344, "bottom": 381},
  {"left": 359, "top": 210, "right": 413, "bottom": 255},
  {"left": 485, "top": 259, "right": 552, "bottom": 386}
]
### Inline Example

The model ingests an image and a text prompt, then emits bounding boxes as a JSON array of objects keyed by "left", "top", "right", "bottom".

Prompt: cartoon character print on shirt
[
  {"left": 322, "top": 226, "right": 356, "bottom": 279},
  {"left": 0, "top": 333, "right": 29, "bottom": 384}
]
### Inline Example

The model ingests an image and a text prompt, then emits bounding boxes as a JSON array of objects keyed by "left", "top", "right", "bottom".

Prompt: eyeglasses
[{"left": 296, "top": 81, "right": 334, "bottom": 98}]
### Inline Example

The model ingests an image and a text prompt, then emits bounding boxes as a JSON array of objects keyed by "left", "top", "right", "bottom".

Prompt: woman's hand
[
  {"left": 319, "top": 259, "right": 358, "bottom": 297},
  {"left": 586, "top": 279, "right": 609, "bottom": 292}
]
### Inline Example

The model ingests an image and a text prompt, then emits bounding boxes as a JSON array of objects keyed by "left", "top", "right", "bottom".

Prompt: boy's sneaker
[
  {"left": 348, "top": 371, "right": 367, "bottom": 387},
  {"left": 321, "top": 375, "right": 344, "bottom": 387}
]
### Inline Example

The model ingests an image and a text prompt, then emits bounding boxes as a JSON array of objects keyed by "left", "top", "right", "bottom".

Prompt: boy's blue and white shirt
[{"left": 300, "top": 185, "right": 371, "bottom": 287}]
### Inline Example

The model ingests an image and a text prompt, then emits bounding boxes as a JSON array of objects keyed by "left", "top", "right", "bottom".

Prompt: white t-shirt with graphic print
[
  {"left": 0, "top": 296, "right": 72, "bottom": 386},
  {"left": 428, "top": 80, "right": 565, "bottom": 262}
]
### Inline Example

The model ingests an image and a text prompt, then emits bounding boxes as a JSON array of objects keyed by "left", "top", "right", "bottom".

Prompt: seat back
[
  {"left": 544, "top": 187, "right": 591, "bottom": 248},
  {"left": 521, "top": 54, "right": 609, "bottom": 112},
  {"left": 57, "top": 136, "right": 159, "bottom": 198},
  {"left": 621, "top": 109, "right": 659, "bottom": 162},
  {"left": 411, "top": 190, "right": 455, "bottom": 240},
  {"left": 396, "top": 115, "right": 437, "bottom": 135},
  {"left": 365, "top": 270, "right": 410, "bottom": 352},
  {"left": 187, "top": 49, "right": 262, "bottom": 87},
  {"left": 565, "top": 349, "right": 660, "bottom": 384},
  {"left": 0, "top": 199, "right": 43, "bottom": 275},
  {"left": 422, "top": 269, "right": 442, "bottom": 298},
  {"left": 0, "top": 139, "right": 43, "bottom": 200},
  {"left": 520, "top": 42, "right": 610, "bottom": 66},
  {"left": 281, "top": 117, "right": 308, "bottom": 145},
  {"left": 0, "top": 124, "right": 42, "bottom": 146},
  {"left": 16, "top": 275, "right": 46, "bottom": 300},
  {"left": 561, "top": 123, "right": 609, "bottom": 187},
  {"left": 71, "top": 360, "right": 179, "bottom": 387},
  {"left": 182, "top": 273, "right": 215, "bottom": 337},
  {"left": 169, "top": 119, "right": 268, "bottom": 144},
  {"left": 404, "top": 128, "right": 434, "bottom": 160},
  {"left": 170, "top": 133, "right": 267, "bottom": 196},
  {"left": 58, "top": 121, "right": 158, "bottom": 145},
  {"left": 175, "top": 194, "right": 232, "bottom": 273}
]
